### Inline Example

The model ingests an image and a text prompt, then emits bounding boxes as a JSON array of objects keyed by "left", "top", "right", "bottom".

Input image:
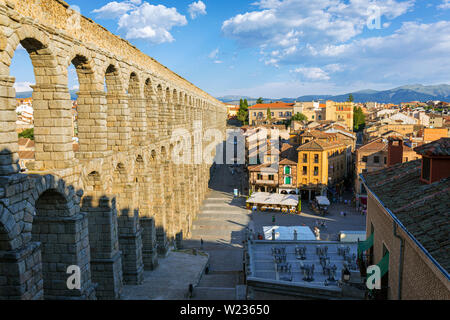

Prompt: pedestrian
[
  {"left": 200, "top": 238, "right": 204, "bottom": 249},
  {"left": 272, "top": 215, "right": 276, "bottom": 225}
]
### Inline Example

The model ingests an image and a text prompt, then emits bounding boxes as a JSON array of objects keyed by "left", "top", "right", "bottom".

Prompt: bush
[{"left": 18, "top": 128, "right": 34, "bottom": 140}]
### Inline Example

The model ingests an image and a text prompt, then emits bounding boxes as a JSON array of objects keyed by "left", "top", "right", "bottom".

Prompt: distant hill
[
  {"left": 16, "top": 84, "right": 450, "bottom": 104},
  {"left": 16, "top": 90, "right": 78, "bottom": 100},
  {"left": 217, "top": 84, "right": 450, "bottom": 105}
]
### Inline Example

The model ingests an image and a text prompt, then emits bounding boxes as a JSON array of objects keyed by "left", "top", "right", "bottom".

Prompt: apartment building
[
  {"left": 248, "top": 102, "right": 294, "bottom": 125},
  {"left": 359, "top": 138, "right": 450, "bottom": 300},
  {"left": 297, "top": 136, "right": 347, "bottom": 200},
  {"left": 325, "top": 101, "right": 354, "bottom": 131}
]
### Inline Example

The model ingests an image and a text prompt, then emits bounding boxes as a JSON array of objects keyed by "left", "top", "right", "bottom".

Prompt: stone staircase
[{"left": 186, "top": 165, "right": 250, "bottom": 300}]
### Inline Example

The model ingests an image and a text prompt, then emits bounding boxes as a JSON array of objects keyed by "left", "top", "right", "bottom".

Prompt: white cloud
[
  {"left": 292, "top": 67, "right": 331, "bottom": 81},
  {"left": 209, "top": 48, "right": 219, "bottom": 59},
  {"left": 291, "top": 21, "right": 450, "bottom": 85},
  {"left": 93, "top": 1, "right": 187, "bottom": 44},
  {"left": 92, "top": 1, "right": 140, "bottom": 18},
  {"left": 14, "top": 82, "right": 33, "bottom": 92},
  {"left": 222, "top": 0, "right": 415, "bottom": 62},
  {"left": 222, "top": 1, "right": 450, "bottom": 90},
  {"left": 208, "top": 48, "right": 223, "bottom": 63},
  {"left": 188, "top": 1, "right": 207, "bottom": 19},
  {"left": 438, "top": 0, "right": 450, "bottom": 9}
]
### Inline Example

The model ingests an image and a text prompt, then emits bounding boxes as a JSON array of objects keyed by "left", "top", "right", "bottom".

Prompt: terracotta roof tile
[
  {"left": 414, "top": 138, "right": 450, "bottom": 156},
  {"left": 249, "top": 102, "right": 294, "bottom": 109},
  {"left": 362, "top": 160, "right": 450, "bottom": 273}
]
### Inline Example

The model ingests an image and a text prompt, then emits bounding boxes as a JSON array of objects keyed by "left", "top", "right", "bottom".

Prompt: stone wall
[{"left": 0, "top": 0, "right": 227, "bottom": 300}]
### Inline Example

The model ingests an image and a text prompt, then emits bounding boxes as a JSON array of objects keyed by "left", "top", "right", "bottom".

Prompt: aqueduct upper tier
[{"left": 0, "top": 0, "right": 227, "bottom": 299}]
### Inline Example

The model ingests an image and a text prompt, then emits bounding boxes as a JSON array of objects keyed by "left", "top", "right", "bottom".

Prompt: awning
[
  {"left": 367, "top": 251, "right": 390, "bottom": 279},
  {"left": 316, "top": 196, "right": 330, "bottom": 206},
  {"left": 247, "top": 192, "right": 298, "bottom": 207},
  {"left": 263, "top": 226, "right": 316, "bottom": 241},
  {"left": 377, "top": 252, "right": 390, "bottom": 278},
  {"left": 357, "top": 233, "right": 374, "bottom": 256}
]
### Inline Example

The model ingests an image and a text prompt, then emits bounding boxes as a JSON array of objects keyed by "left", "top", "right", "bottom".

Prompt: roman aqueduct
[{"left": 0, "top": 0, "right": 227, "bottom": 299}]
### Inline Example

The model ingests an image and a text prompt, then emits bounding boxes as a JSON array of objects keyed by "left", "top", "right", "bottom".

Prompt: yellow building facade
[
  {"left": 297, "top": 138, "right": 347, "bottom": 199},
  {"left": 325, "top": 101, "right": 354, "bottom": 130}
]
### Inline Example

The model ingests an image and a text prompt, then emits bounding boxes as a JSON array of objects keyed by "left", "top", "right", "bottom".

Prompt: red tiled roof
[
  {"left": 414, "top": 138, "right": 450, "bottom": 156},
  {"left": 249, "top": 102, "right": 294, "bottom": 109}
]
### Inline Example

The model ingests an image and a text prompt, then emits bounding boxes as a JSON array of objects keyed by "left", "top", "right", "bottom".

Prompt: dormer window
[
  {"left": 414, "top": 138, "right": 450, "bottom": 184},
  {"left": 422, "top": 157, "right": 431, "bottom": 181}
]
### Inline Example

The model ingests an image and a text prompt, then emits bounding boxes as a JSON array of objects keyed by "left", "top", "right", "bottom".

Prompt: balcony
[{"left": 251, "top": 179, "right": 278, "bottom": 186}]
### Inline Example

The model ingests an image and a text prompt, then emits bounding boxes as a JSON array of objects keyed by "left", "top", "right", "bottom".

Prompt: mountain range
[
  {"left": 218, "top": 84, "right": 450, "bottom": 105},
  {"left": 15, "top": 84, "right": 450, "bottom": 105}
]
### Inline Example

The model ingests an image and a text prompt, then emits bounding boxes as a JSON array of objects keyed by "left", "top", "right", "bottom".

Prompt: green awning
[
  {"left": 377, "top": 252, "right": 390, "bottom": 278},
  {"left": 357, "top": 233, "right": 374, "bottom": 256}
]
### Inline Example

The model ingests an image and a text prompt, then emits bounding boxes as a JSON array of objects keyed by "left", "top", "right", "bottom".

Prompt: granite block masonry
[{"left": 0, "top": 0, "right": 227, "bottom": 300}]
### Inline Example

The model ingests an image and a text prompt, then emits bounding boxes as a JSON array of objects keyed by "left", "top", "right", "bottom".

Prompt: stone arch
[
  {"left": 68, "top": 53, "right": 105, "bottom": 155},
  {"left": 86, "top": 171, "right": 102, "bottom": 192},
  {"left": 32, "top": 186, "right": 94, "bottom": 299},
  {"left": 144, "top": 78, "right": 158, "bottom": 142},
  {"left": 128, "top": 72, "right": 146, "bottom": 146},
  {"left": 156, "top": 83, "right": 164, "bottom": 101},
  {"left": 104, "top": 63, "right": 131, "bottom": 152},
  {"left": 128, "top": 72, "right": 141, "bottom": 97},
  {"left": 172, "top": 89, "right": 178, "bottom": 105},
  {"left": 165, "top": 87, "right": 172, "bottom": 104},
  {"left": 2, "top": 25, "right": 53, "bottom": 70},
  {"left": 2, "top": 25, "right": 73, "bottom": 171},
  {"left": 104, "top": 63, "right": 124, "bottom": 94}
]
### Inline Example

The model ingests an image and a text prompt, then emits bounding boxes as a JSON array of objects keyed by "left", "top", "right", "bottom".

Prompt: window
[
  {"left": 362, "top": 156, "right": 368, "bottom": 163},
  {"left": 314, "top": 167, "right": 319, "bottom": 176},
  {"left": 269, "top": 175, "right": 274, "bottom": 181},
  {"left": 285, "top": 177, "right": 292, "bottom": 185},
  {"left": 257, "top": 174, "right": 262, "bottom": 180},
  {"left": 374, "top": 156, "right": 380, "bottom": 164},
  {"left": 279, "top": 112, "right": 283, "bottom": 117},
  {"left": 303, "top": 154, "right": 308, "bottom": 163},
  {"left": 422, "top": 157, "right": 431, "bottom": 181},
  {"left": 253, "top": 112, "right": 256, "bottom": 116},
  {"left": 284, "top": 166, "right": 291, "bottom": 175},
  {"left": 384, "top": 157, "right": 387, "bottom": 165},
  {"left": 303, "top": 166, "right": 307, "bottom": 175},
  {"left": 314, "top": 154, "right": 319, "bottom": 163}
]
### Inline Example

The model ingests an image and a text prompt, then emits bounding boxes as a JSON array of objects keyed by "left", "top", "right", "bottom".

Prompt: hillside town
[
  {"left": 2, "top": 0, "right": 449, "bottom": 305},
  {"left": 225, "top": 97, "right": 449, "bottom": 299}
]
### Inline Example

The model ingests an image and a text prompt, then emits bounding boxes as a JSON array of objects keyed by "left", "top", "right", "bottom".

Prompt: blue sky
[{"left": 11, "top": 0, "right": 450, "bottom": 98}]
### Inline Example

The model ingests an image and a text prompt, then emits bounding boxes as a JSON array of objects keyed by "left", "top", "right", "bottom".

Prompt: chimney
[{"left": 387, "top": 138, "right": 403, "bottom": 167}]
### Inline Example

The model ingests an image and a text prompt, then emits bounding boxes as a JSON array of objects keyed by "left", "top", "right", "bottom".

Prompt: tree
[
  {"left": 267, "top": 108, "right": 272, "bottom": 121},
  {"left": 237, "top": 98, "right": 249, "bottom": 125},
  {"left": 256, "top": 97, "right": 264, "bottom": 104},
  {"left": 348, "top": 94, "right": 354, "bottom": 103},
  {"left": 292, "top": 112, "right": 308, "bottom": 123},
  {"left": 353, "top": 106, "right": 366, "bottom": 132},
  {"left": 18, "top": 128, "right": 34, "bottom": 140}
]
